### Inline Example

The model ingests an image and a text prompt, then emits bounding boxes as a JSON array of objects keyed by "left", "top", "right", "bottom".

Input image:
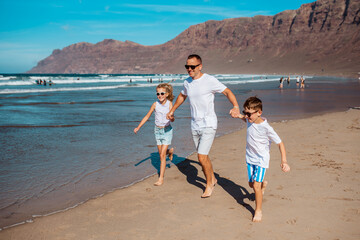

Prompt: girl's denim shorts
[{"left": 154, "top": 125, "right": 173, "bottom": 145}]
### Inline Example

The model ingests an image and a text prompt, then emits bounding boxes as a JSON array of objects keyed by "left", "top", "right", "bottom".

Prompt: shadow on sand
[
  {"left": 176, "top": 159, "right": 255, "bottom": 215},
  {"left": 135, "top": 152, "right": 186, "bottom": 174},
  {"left": 136, "top": 154, "right": 254, "bottom": 215}
]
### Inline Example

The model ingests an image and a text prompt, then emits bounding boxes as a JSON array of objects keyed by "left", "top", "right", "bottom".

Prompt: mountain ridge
[{"left": 28, "top": 0, "right": 360, "bottom": 77}]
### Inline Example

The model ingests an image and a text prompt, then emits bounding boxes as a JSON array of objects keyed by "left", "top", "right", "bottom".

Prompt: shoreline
[
  {"left": 1, "top": 108, "right": 359, "bottom": 239},
  {"left": 0, "top": 105, "right": 353, "bottom": 231}
]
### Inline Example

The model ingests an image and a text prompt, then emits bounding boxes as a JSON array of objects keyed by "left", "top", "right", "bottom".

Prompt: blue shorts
[
  {"left": 191, "top": 127, "right": 216, "bottom": 155},
  {"left": 247, "top": 163, "right": 266, "bottom": 183},
  {"left": 154, "top": 125, "right": 173, "bottom": 145}
]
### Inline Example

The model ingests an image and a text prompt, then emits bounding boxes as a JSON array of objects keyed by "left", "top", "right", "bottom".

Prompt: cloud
[
  {"left": 122, "top": 4, "right": 270, "bottom": 18},
  {"left": 61, "top": 25, "right": 70, "bottom": 31}
]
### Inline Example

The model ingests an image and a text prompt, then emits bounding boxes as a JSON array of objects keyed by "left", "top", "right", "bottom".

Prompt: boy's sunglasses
[
  {"left": 242, "top": 110, "right": 258, "bottom": 117},
  {"left": 156, "top": 92, "right": 166, "bottom": 96},
  {"left": 184, "top": 64, "right": 201, "bottom": 70}
]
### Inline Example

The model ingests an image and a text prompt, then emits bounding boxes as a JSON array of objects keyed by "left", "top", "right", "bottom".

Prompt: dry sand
[{"left": 1, "top": 109, "right": 359, "bottom": 240}]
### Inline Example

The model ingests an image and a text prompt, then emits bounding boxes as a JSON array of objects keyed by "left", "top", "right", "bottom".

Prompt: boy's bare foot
[
  {"left": 154, "top": 179, "right": 163, "bottom": 186},
  {"left": 168, "top": 148, "right": 174, "bottom": 161},
  {"left": 252, "top": 210, "right": 262, "bottom": 222},
  {"left": 262, "top": 181, "right": 268, "bottom": 195}
]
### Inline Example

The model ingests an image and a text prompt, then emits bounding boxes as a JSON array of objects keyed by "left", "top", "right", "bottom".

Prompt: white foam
[
  {"left": 0, "top": 76, "right": 16, "bottom": 81},
  {"left": 0, "top": 81, "right": 34, "bottom": 86},
  {"left": 29, "top": 76, "right": 50, "bottom": 80},
  {"left": 0, "top": 84, "right": 137, "bottom": 94}
]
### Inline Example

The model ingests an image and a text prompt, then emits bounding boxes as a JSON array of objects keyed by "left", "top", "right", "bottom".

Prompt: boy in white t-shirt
[{"left": 238, "top": 96, "right": 290, "bottom": 222}]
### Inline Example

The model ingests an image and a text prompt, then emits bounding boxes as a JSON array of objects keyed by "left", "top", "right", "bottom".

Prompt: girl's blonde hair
[{"left": 157, "top": 83, "right": 174, "bottom": 101}]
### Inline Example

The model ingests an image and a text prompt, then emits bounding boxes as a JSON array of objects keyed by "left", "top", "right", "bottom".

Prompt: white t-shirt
[
  {"left": 246, "top": 118, "right": 282, "bottom": 168},
  {"left": 155, "top": 100, "right": 171, "bottom": 127},
  {"left": 181, "top": 73, "right": 227, "bottom": 130}
]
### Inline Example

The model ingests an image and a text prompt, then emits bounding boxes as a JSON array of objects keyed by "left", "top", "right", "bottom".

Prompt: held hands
[
  {"left": 166, "top": 111, "right": 175, "bottom": 121},
  {"left": 280, "top": 162, "right": 290, "bottom": 172},
  {"left": 229, "top": 106, "right": 240, "bottom": 118}
]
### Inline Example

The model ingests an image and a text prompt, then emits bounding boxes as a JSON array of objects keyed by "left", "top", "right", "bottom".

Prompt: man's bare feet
[
  {"left": 252, "top": 210, "right": 262, "bottom": 222},
  {"left": 201, "top": 185, "right": 215, "bottom": 198},
  {"left": 154, "top": 178, "right": 163, "bottom": 186},
  {"left": 212, "top": 174, "right": 217, "bottom": 186},
  {"left": 262, "top": 181, "right": 268, "bottom": 195},
  {"left": 168, "top": 148, "right": 174, "bottom": 161},
  {"left": 201, "top": 179, "right": 217, "bottom": 198}
]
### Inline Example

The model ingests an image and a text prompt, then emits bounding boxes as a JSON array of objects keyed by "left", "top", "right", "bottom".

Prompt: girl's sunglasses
[
  {"left": 156, "top": 92, "right": 166, "bottom": 96},
  {"left": 242, "top": 110, "right": 258, "bottom": 117}
]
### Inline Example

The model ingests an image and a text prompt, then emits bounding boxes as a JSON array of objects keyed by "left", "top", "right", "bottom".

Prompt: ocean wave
[
  {"left": 0, "top": 76, "right": 16, "bottom": 81},
  {"left": 222, "top": 77, "right": 281, "bottom": 85},
  {"left": 0, "top": 81, "right": 34, "bottom": 86},
  {"left": 0, "top": 124, "right": 82, "bottom": 128},
  {"left": 0, "top": 82, "right": 187, "bottom": 94},
  {"left": 3, "top": 99, "right": 134, "bottom": 106},
  {"left": 0, "top": 74, "right": 310, "bottom": 95},
  {"left": 0, "top": 85, "right": 126, "bottom": 94}
]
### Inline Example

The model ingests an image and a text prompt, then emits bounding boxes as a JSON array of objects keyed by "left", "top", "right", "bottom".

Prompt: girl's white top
[
  {"left": 181, "top": 73, "right": 227, "bottom": 130},
  {"left": 246, "top": 118, "right": 282, "bottom": 168},
  {"left": 155, "top": 100, "right": 171, "bottom": 127}
]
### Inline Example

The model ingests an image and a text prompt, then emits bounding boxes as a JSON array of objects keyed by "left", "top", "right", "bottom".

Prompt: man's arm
[
  {"left": 222, "top": 88, "right": 240, "bottom": 118},
  {"left": 167, "top": 92, "right": 187, "bottom": 120}
]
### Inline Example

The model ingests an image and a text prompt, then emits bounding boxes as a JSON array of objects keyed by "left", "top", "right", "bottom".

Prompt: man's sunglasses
[
  {"left": 156, "top": 92, "right": 166, "bottom": 96},
  {"left": 242, "top": 110, "right": 258, "bottom": 117},
  {"left": 184, "top": 64, "right": 201, "bottom": 70}
]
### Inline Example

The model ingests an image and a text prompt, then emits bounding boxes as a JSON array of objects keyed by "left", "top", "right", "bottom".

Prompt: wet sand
[{"left": 1, "top": 108, "right": 359, "bottom": 240}]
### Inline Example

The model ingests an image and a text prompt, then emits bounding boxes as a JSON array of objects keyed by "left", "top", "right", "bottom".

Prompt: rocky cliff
[{"left": 28, "top": 0, "right": 360, "bottom": 77}]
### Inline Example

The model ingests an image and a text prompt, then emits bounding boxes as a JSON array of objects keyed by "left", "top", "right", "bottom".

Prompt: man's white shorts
[{"left": 191, "top": 127, "right": 216, "bottom": 155}]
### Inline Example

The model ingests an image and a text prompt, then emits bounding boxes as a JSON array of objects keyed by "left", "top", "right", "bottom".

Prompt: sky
[{"left": 0, "top": 0, "right": 315, "bottom": 73}]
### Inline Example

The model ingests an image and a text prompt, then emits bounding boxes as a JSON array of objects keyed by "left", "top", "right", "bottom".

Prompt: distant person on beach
[
  {"left": 296, "top": 76, "right": 300, "bottom": 87},
  {"left": 167, "top": 54, "right": 240, "bottom": 198},
  {"left": 134, "top": 83, "right": 175, "bottom": 186},
  {"left": 237, "top": 96, "right": 290, "bottom": 222},
  {"left": 279, "top": 77, "right": 283, "bottom": 89},
  {"left": 287, "top": 76, "right": 290, "bottom": 85},
  {"left": 300, "top": 76, "right": 305, "bottom": 89}
]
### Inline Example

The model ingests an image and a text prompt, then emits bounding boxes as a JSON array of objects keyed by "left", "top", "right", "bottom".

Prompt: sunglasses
[
  {"left": 184, "top": 64, "right": 201, "bottom": 70},
  {"left": 156, "top": 92, "right": 166, "bottom": 96},
  {"left": 242, "top": 110, "right": 258, "bottom": 117}
]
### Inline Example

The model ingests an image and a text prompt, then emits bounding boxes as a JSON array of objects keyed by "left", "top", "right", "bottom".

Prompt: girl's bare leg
[
  {"left": 167, "top": 147, "right": 174, "bottom": 161},
  {"left": 154, "top": 145, "right": 169, "bottom": 186}
]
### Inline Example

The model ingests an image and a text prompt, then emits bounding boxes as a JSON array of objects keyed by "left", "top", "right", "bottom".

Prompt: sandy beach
[{"left": 1, "top": 108, "right": 359, "bottom": 240}]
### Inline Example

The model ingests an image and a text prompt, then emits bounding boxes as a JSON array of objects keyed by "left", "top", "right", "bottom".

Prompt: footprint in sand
[{"left": 286, "top": 218, "right": 297, "bottom": 225}]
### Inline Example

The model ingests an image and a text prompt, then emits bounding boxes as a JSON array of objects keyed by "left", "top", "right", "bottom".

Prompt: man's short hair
[
  {"left": 243, "top": 96, "right": 262, "bottom": 111},
  {"left": 187, "top": 54, "right": 202, "bottom": 64}
]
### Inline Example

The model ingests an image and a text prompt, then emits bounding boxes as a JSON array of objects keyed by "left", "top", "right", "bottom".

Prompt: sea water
[{"left": 0, "top": 73, "right": 359, "bottom": 228}]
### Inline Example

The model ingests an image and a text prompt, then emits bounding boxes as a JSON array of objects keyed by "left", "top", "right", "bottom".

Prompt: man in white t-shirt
[{"left": 167, "top": 54, "right": 240, "bottom": 198}]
